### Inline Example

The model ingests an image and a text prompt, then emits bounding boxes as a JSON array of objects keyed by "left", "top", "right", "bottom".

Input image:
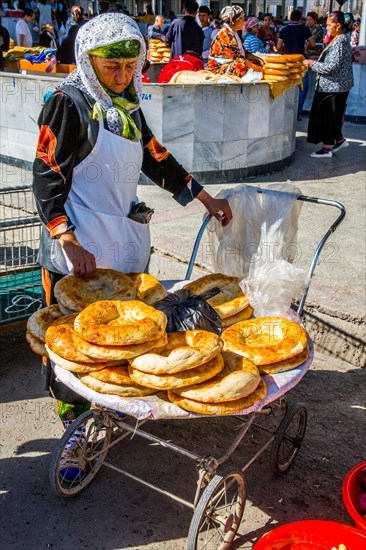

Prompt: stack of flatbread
[
  {"left": 222, "top": 316, "right": 309, "bottom": 374},
  {"left": 26, "top": 304, "right": 64, "bottom": 357},
  {"left": 169, "top": 70, "right": 242, "bottom": 85},
  {"left": 149, "top": 38, "right": 170, "bottom": 63},
  {"left": 54, "top": 268, "right": 166, "bottom": 315},
  {"left": 44, "top": 300, "right": 168, "bottom": 374},
  {"left": 128, "top": 330, "right": 224, "bottom": 391},
  {"left": 263, "top": 53, "right": 305, "bottom": 82},
  {"left": 167, "top": 350, "right": 267, "bottom": 415},
  {"left": 184, "top": 274, "right": 254, "bottom": 328}
]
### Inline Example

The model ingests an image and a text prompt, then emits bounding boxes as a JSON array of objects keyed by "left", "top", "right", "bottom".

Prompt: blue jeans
[{"left": 298, "top": 71, "right": 309, "bottom": 115}]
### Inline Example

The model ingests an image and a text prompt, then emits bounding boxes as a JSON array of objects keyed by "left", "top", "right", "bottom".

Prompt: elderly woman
[
  {"left": 303, "top": 11, "right": 353, "bottom": 158},
  {"left": 33, "top": 13, "right": 232, "bottom": 472},
  {"left": 208, "top": 5, "right": 263, "bottom": 76}
]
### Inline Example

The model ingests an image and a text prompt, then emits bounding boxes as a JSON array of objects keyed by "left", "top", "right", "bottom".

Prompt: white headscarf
[{"left": 59, "top": 13, "right": 146, "bottom": 135}]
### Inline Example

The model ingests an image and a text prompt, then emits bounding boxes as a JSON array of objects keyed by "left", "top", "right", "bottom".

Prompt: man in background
[
  {"left": 165, "top": 1, "right": 204, "bottom": 60},
  {"left": 0, "top": 16, "right": 10, "bottom": 71},
  {"left": 197, "top": 5, "right": 212, "bottom": 65},
  {"left": 148, "top": 15, "right": 168, "bottom": 42},
  {"left": 16, "top": 8, "right": 33, "bottom": 47}
]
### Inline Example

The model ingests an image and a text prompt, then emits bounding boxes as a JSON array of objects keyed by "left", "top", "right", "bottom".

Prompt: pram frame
[{"left": 49, "top": 190, "right": 346, "bottom": 550}]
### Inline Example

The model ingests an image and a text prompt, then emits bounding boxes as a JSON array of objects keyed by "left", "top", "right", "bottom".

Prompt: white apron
[{"left": 51, "top": 105, "right": 150, "bottom": 274}]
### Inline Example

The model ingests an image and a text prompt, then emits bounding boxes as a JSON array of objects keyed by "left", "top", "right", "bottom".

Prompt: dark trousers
[{"left": 307, "top": 90, "right": 349, "bottom": 145}]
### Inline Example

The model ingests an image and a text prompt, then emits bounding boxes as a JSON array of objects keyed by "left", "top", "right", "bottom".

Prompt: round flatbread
[
  {"left": 127, "top": 272, "right": 167, "bottom": 305},
  {"left": 257, "top": 347, "right": 309, "bottom": 374},
  {"left": 73, "top": 332, "right": 168, "bottom": 361},
  {"left": 130, "top": 330, "right": 222, "bottom": 374},
  {"left": 168, "top": 379, "right": 267, "bottom": 415},
  {"left": 264, "top": 55, "right": 288, "bottom": 64},
  {"left": 173, "top": 351, "right": 260, "bottom": 403},
  {"left": 46, "top": 314, "right": 106, "bottom": 363},
  {"left": 222, "top": 317, "right": 308, "bottom": 365},
  {"left": 46, "top": 345, "right": 111, "bottom": 373},
  {"left": 26, "top": 331, "right": 48, "bottom": 357},
  {"left": 80, "top": 366, "right": 156, "bottom": 396},
  {"left": 26, "top": 304, "right": 63, "bottom": 342},
  {"left": 221, "top": 306, "right": 254, "bottom": 328},
  {"left": 54, "top": 268, "right": 136, "bottom": 312},
  {"left": 184, "top": 274, "right": 249, "bottom": 319},
  {"left": 129, "top": 354, "right": 224, "bottom": 390},
  {"left": 74, "top": 300, "right": 167, "bottom": 346}
]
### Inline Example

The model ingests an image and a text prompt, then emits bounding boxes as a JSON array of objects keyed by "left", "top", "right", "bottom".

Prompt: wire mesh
[{"left": 0, "top": 186, "right": 42, "bottom": 325}]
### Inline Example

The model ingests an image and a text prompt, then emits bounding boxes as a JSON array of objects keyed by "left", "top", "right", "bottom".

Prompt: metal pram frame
[{"left": 49, "top": 189, "right": 346, "bottom": 550}]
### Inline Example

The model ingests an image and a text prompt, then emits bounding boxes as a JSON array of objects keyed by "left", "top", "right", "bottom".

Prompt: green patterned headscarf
[{"left": 88, "top": 40, "right": 141, "bottom": 59}]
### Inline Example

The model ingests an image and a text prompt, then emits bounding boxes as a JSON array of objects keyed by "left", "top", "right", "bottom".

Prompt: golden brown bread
[
  {"left": 128, "top": 354, "right": 224, "bottom": 390},
  {"left": 168, "top": 379, "right": 267, "bottom": 415},
  {"left": 220, "top": 306, "right": 254, "bottom": 328},
  {"left": 26, "top": 304, "right": 63, "bottom": 342},
  {"left": 73, "top": 332, "right": 168, "bottom": 361},
  {"left": 54, "top": 268, "right": 136, "bottom": 312},
  {"left": 80, "top": 365, "right": 156, "bottom": 396},
  {"left": 73, "top": 300, "right": 167, "bottom": 346},
  {"left": 257, "top": 347, "right": 309, "bottom": 374},
  {"left": 26, "top": 331, "right": 48, "bottom": 357},
  {"left": 130, "top": 330, "right": 222, "bottom": 374},
  {"left": 45, "top": 314, "right": 106, "bottom": 363},
  {"left": 173, "top": 351, "right": 260, "bottom": 402},
  {"left": 222, "top": 317, "right": 308, "bottom": 365},
  {"left": 127, "top": 272, "right": 167, "bottom": 305},
  {"left": 46, "top": 346, "right": 111, "bottom": 373},
  {"left": 184, "top": 274, "right": 249, "bottom": 319}
]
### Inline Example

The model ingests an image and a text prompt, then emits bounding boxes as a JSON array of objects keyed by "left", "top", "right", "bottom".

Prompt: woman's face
[
  {"left": 90, "top": 56, "right": 138, "bottom": 94},
  {"left": 306, "top": 16, "right": 315, "bottom": 27},
  {"left": 251, "top": 24, "right": 259, "bottom": 34},
  {"left": 326, "top": 17, "right": 341, "bottom": 37},
  {"left": 263, "top": 15, "right": 272, "bottom": 27},
  {"left": 232, "top": 16, "right": 244, "bottom": 32}
]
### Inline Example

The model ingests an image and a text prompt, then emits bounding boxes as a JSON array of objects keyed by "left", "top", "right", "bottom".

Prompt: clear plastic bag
[{"left": 206, "top": 182, "right": 307, "bottom": 316}]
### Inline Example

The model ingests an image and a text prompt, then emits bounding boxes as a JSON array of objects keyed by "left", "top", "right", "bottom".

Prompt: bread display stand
[{"left": 49, "top": 189, "right": 346, "bottom": 550}]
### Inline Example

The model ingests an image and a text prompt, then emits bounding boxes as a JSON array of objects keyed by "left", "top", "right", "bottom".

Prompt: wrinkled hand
[
  {"left": 57, "top": 231, "right": 96, "bottom": 277},
  {"left": 303, "top": 59, "right": 314, "bottom": 68},
  {"left": 196, "top": 190, "right": 233, "bottom": 227}
]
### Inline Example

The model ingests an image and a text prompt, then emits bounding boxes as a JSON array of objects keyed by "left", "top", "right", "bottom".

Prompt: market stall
[{"left": 0, "top": 69, "right": 299, "bottom": 183}]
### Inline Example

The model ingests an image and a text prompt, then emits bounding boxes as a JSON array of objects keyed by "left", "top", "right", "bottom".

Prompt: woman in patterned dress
[
  {"left": 208, "top": 5, "right": 263, "bottom": 77},
  {"left": 303, "top": 11, "right": 353, "bottom": 158}
]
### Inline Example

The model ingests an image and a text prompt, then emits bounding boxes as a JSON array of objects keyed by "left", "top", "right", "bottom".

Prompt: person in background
[
  {"left": 56, "top": 0, "right": 68, "bottom": 29},
  {"left": 257, "top": 13, "right": 277, "bottom": 51},
  {"left": 168, "top": 10, "right": 176, "bottom": 21},
  {"left": 208, "top": 5, "right": 263, "bottom": 77},
  {"left": 197, "top": 5, "right": 212, "bottom": 65},
  {"left": 0, "top": 16, "right": 10, "bottom": 71},
  {"left": 210, "top": 18, "right": 221, "bottom": 41},
  {"left": 344, "top": 13, "right": 354, "bottom": 33},
  {"left": 277, "top": 9, "right": 315, "bottom": 121},
  {"left": 15, "top": 7, "right": 33, "bottom": 46},
  {"left": 33, "top": 14, "right": 232, "bottom": 480},
  {"left": 351, "top": 20, "right": 360, "bottom": 47},
  {"left": 165, "top": 1, "right": 203, "bottom": 60},
  {"left": 305, "top": 11, "right": 323, "bottom": 58},
  {"left": 304, "top": 11, "right": 353, "bottom": 158},
  {"left": 36, "top": 0, "right": 54, "bottom": 46},
  {"left": 148, "top": 14, "right": 167, "bottom": 42},
  {"left": 243, "top": 16, "right": 267, "bottom": 53},
  {"left": 57, "top": 5, "right": 87, "bottom": 63}
]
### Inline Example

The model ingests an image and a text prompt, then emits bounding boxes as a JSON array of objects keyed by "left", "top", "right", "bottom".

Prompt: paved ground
[{"left": 0, "top": 118, "right": 365, "bottom": 549}]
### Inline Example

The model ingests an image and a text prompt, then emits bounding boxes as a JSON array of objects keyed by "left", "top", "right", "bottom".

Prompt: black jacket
[{"left": 165, "top": 15, "right": 204, "bottom": 59}]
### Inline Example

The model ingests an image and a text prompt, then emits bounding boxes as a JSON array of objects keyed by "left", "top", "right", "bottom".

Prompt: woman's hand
[
  {"left": 57, "top": 231, "right": 96, "bottom": 277},
  {"left": 246, "top": 52, "right": 265, "bottom": 66},
  {"left": 303, "top": 59, "right": 314, "bottom": 68},
  {"left": 195, "top": 190, "right": 233, "bottom": 227}
]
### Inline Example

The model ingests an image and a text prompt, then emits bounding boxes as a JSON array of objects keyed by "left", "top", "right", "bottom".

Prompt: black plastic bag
[{"left": 154, "top": 288, "right": 222, "bottom": 334}]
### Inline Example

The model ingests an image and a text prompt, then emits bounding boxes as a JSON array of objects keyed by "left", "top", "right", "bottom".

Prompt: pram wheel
[
  {"left": 187, "top": 469, "right": 246, "bottom": 550},
  {"left": 50, "top": 409, "right": 113, "bottom": 497},
  {"left": 270, "top": 403, "right": 308, "bottom": 476}
]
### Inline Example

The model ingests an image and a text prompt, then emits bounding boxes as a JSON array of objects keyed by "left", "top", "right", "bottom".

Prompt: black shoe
[{"left": 333, "top": 139, "right": 349, "bottom": 153}]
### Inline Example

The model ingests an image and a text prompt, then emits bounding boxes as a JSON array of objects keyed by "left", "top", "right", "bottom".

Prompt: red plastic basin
[
  {"left": 253, "top": 519, "right": 366, "bottom": 550},
  {"left": 343, "top": 461, "right": 366, "bottom": 530}
]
